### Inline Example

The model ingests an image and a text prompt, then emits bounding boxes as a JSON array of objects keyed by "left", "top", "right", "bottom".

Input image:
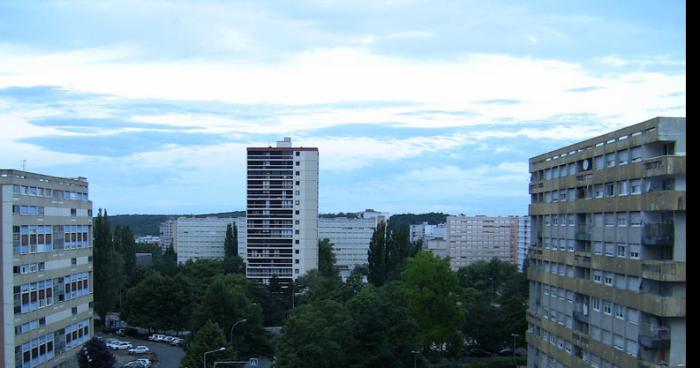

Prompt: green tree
[
  {"left": 224, "top": 223, "right": 238, "bottom": 257},
  {"left": 318, "top": 238, "right": 340, "bottom": 279},
  {"left": 120, "top": 272, "right": 168, "bottom": 333},
  {"left": 367, "top": 221, "right": 387, "bottom": 286},
  {"left": 181, "top": 320, "right": 235, "bottom": 368},
  {"left": 293, "top": 269, "right": 345, "bottom": 305},
  {"left": 276, "top": 299, "right": 353, "bottom": 368},
  {"left": 93, "top": 209, "right": 123, "bottom": 322},
  {"left": 157, "top": 245, "right": 178, "bottom": 276},
  {"left": 347, "top": 282, "right": 418, "bottom": 368},
  {"left": 77, "top": 337, "right": 116, "bottom": 368},
  {"left": 401, "top": 252, "right": 464, "bottom": 356}
]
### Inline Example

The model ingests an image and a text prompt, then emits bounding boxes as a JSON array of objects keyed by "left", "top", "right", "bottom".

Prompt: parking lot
[{"left": 97, "top": 332, "right": 185, "bottom": 368}]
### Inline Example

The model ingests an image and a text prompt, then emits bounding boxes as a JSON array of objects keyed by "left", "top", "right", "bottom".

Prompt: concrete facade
[
  {"left": 0, "top": 170, "right": 93, "bottom": 368},
  {"left": 158, "top": 219, "right": 174, "bottom": 252},
  {"left": 446, "top": 215, "right": 519, "bottom": 271},
  {"left": 526, "top": 117, "right": 686, "bottom": 368},
  {"left": 518, "top": 216, "right": 531, "bottom": 272},
  {"left": 319, "top": 216, "right": 377, "bottom": 280},
  {"left": 246, "top": 138, "right": 319, "bottom": 283},
  {"left": 409, "top": 222, "right": 448, "bottom": 243},
  {"left": 173, "top": 217, "right": 246, "bottom": 264}
]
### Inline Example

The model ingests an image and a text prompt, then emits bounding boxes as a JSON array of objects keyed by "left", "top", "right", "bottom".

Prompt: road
[{"left": 97, "top": 332, "right": 185, "bottom": 368}]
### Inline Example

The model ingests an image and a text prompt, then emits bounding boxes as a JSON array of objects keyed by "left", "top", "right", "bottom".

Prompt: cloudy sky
[{"left": 0, "top": 0, "right": 685, "bottom": 216}]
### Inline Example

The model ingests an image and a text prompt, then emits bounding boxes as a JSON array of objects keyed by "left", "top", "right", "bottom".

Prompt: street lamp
[
  {"left": 203, "top": 347, "right": 226, "bottom": 368},
  {"left": 230, "top": 319, "right": 248, "bottom": 345},
  {"left": 411, "top": 350, "right": 421, "bottom": 368},
  {"left": 511, "top": 333, "right": 519, "bottom": 357}
]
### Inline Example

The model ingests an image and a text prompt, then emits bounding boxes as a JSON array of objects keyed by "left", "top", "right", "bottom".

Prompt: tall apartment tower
[
  {"left": 446, "top": 215, "right": 519, "bottom": 271},
  {"left": 0, "top": 170, "right": 94, "bottom": 368},
  {"left": 246, "top": 138, "right": 319, "bottom": 284},
  {"left": 526, "top": 117, "right": 686, "bottom": 368}
]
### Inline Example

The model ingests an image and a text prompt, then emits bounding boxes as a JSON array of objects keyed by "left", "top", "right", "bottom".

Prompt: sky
[{"left": 0, "top": 0, "right": 686, "bottom": 216}]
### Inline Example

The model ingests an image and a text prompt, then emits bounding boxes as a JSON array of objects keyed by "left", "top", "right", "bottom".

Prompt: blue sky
[{"left": 0, "top": 0, "right": 685, "bottom": 216}]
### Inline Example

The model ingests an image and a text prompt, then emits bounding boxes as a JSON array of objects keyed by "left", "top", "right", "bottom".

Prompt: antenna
[{"left": 22, "top": 160, "right": 26, "bottom": 171}]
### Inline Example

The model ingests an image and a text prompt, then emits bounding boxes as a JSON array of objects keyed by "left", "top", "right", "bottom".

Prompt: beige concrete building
[
  {"left": 446, "top": 215, "right": 519, "bottom": 270},
  {"left": 1, "top": 170, "right": 93, "bottom": 368},
  {"left": 173, "top": 217, "right": 246, "bottom": 264},
  {"left": 246, "top": 138, "right": 319, "bottom": 284},
  {"left": 526, "top": 117, "right": 686, "bottom": 368}
]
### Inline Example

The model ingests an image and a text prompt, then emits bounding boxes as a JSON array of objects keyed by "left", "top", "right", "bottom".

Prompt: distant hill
[
  {"left": 387, "top": 212, "right": 451, "bottom": 233},
  {"left": 105, "top": 211, "right": 246, "bottom": 236}
]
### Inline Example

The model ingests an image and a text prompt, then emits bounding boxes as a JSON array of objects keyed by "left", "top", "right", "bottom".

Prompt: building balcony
[
  {"left": 639, "top": 325, "right": 670, "bottom": 350},
  {"left": 572, "top": 310, "right": 589, "bottom": 323},
  {"left": 641, "top": 260, "right": 686, "bottom": 282},
  {"left": 574, "top": 231, "right": 591, "bottom": 241},
  {"left": 641, "top": 223, "right": 674, "bottom": 246}
]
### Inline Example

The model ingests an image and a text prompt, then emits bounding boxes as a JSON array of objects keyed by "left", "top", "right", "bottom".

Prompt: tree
[
  {"left": 224, "top": 223, "right": 238, "bottom": 257},
  {"left": 276, "top": 299, "right": 353, "bottom": 368},
  {"left": 347, "top": 282, "right": 418, "bottom": 368},
  {"left": 318, "top": 238, "right": 340, "bottom": 279},
  {"left": 367, "top": 221, "right": 387, "bottom": 286},
  {"left": 157, "top": 245, "right": 178, "bottom": 276},
  {"left": 401, "top": 252, "right": 464, "bottom": 356},
  {"left": 93, "top": 209, "right": 123, "bottom": 322},
  {"left": 78, "top": 337, "right": 116, "bottom": 368},
  {"left": 120, "top": 272, "right": 168, "bottom": 332},
  {"left": 181, "top": 320, "right": 236, "bottom": 368}
]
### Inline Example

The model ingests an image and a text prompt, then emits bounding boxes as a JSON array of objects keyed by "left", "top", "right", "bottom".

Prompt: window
[
  {"left": 593, "top": 242, "right": 603, "bottom": 255},
  {"left": 71, "top": 208, "right": 77, "bottom": 217},
  {"left": 617, "top": 214, "right": 627, "bottom": 226},
  {"left": 295, "top": 151, "right": 300, "bottom": 156},
  {"left": 630, "top": 179, "right": 642, "bottom": 194},
  {"left": 605, "top": 213, "right": 615, "bottom": 227},
  {"left": 629, "top": 244, "right": 641, "bottom": 259},
  {"left": 295, "top": 161, "right": 300, "bottom": 166},
  {"left": 606, "top": 153, "right": 616, "bottom": 167},
  {"left": 603, "top": 302, "right": 612, "bottom": 315},
  {"left": 604, "top": 272, "right": 614, "bottom": 286},
  {"left": 606, "top": 183, "right": 615, "bottom": 196},
  {"left": 627, "top": 276, "right": 641, "bottom": 292},
  {"left": 594, "top": 155, "right": 605, "bottom": 169},
  {"left": 295, "top": 171, "right": 300, "bottom": 176},
  {"left": 627, "top": 308, "right": 639, "bottom": 325},
  {"left": 592, "top": 297, "right": 601, "bottom": 311},
  {"left": 616, "top": 244, "right": 626, "bottom": 257},
  {"left": 618, "top": 149, "right": 629, "bottom": 165},
  {"left": 617, "top": 181, "right": 628, "bottom": 196},
  {"left": 626, "top": 339, "right": 638, "bottom": 357},
  {"left": 613, "top": 334, "right": 624, "bottom": 350},
  {"left": 295, "top": 181, "right": 300, "bottom": 185},
  {"left": 630, "top": 146, "right": 642, "bottom": 162},
  {"left": 614, "top": 304, "right": 625, "bottom": 319},
  {"left": 605, "top": 242, "right": 615, "bottom": 257},
  {"left": 594, "top": 185, "right": 604, "bottom": 198},
  {"left": 593, "top": 271, "right": 602, "bottom": 283}
]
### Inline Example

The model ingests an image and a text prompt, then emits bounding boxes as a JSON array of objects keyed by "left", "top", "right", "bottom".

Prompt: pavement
[{"left": 97, "top": 332, "right": 185, "bottom": 368}]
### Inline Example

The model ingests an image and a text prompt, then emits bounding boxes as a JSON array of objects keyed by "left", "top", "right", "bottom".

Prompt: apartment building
[
  {"left": 526, "top": 117, "right": 686, "bottom": 368},
  {"left": 173, "top": 217, "right": 246, "bottom": 264},
  {"left": 518, "top": 216, "right": 531, "bottom": 272},
  {"left": 409, "top": 222, "right": 448, "bottom": 243},
  {"left": 158, "top": 219, "right": 174, "bottom": 252},
  {"left": 0, "top": 170, "right": 93, "bottom": 368},
  {"left": 319, "top": 216, "right": 378, "bottom": 280},
  {"left": 246, "top": 138, "right": 319, "bottom": 284},
  {"left": 446, "top": 215, "right": 519, "bottom": 271}
]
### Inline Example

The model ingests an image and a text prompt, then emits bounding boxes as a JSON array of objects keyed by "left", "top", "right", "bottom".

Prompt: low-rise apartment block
[
  {"left": 173, "top": 217, "right": 246, "bottom": 264},
  {"left": 446, "top": 215, "right": 519, "bottom": 270}
]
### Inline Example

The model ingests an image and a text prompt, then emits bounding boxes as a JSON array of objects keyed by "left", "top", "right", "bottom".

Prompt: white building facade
[
  {"left": 158, "top": 219, "right": 174, "bottom": 252},
  {"left": 517, "top": 216, "right": 531, "bottom": 272},
  {"left": 319, "top": 216, "right": 378, "bottom": 280},
  {"left": 410, "top": 222, "right": 448, "bottom": 243},
  {"left": 0, "top": 170, "right": 94, "bottom": 368},
  {"left": 173, "top": 217, "right": 246, "bottom": 264},
  {"left": 246, "top": 138, "right": 319, "bottom": 284}
]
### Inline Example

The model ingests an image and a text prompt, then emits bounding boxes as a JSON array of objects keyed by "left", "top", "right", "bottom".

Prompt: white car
[
  {"left": 128, "top": 346, "right": 150, "bottom": 355},
  {"left": 162, "top": 336, "right": 176, "bottom": 343},
  {"left": 147, "top": 334, "right": 166, "bottom": 342},
  {"left": 108, "top": 341, "right": 133, "bottom": 350},
  {"left": 136, "top": 358, "right": 152, "bottom": 367}
]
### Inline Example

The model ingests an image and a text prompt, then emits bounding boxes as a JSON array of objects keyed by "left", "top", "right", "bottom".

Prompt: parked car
[
  {"left": 466, "top": 347, "right": 493, "bottom": 357},
  {"left": 162, "top": 336, "right": 176, "bottom": 343},
  {"left": 147, "top": 334, "right": 166, "bottom": 342},
  {"left": 135, "top": 358, "right": 152, "bottom": 368},
  {"left": 122, "top": 362, "right": 148, "bottom": 368},
  {"left": 108, "top": 341, "right": 133, "bottom": 350},
  {"left": 128, "top": 346, "right": 150, "bottom": 355},
  {"left": 168, "top": 337, "right": 184, "bottom": 347}
]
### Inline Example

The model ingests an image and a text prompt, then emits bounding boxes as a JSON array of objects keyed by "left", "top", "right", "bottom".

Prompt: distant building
[
  {"left": 360, "top": 209, "right": 389, "bottom": 226},
  {"left": 319, "top": 216, "right": 378, "bottom": 280},
  {"left": 0, "top": 169, "right": 94, "bottom": 368},
  {"left": 136, "top": 235, "right": 161, "bottom": 247},
  {"left": 446, "top": 215, "right": 519, "bottom": 270},
  {"left": 159, "top": 219, "right": 174, "bottom": 252},
  {"left": 425, "top": 238, "right": 449, "bottom": 259},
  {"left": 517, "top": 216, "right": 531, "bottom": 271},
  {"left": 173, "top": 217, "right": 246, "bottom": 264},
  {"left": 135, "top": 252, "right": 153, "bottom": 267},
  {"left": 526, "top": 117, "right": 686, "bottom": 368},
  {"left": 246, "top": 138, "right": 319, "bottom": 284},
  {"left": 410, "top": 222, "right": 448, "bottom": 243}
]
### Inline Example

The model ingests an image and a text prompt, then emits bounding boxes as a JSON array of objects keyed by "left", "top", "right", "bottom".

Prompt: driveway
[{"left": 97, "top": 333, "right": 185, "bottom": 368}]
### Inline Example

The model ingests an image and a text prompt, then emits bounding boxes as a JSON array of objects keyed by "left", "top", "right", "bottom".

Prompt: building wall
[
  {"left": 0, "top": 170, "right": 94, "bottom": 368},
  {"left": 518, "top": 216, "right": 531, "bottom": 271},
  {"left": 246, "top": 139, "right": 319, "bottom": 283},
  {"left": 526, "top": 117, "right": 686, "bottom": 368},
  {"left": 446, "top": 215, "right": 519, "bottom": 271},
  {"left": 319, "top": 217, "right": 377, "bottom": 280},
  {"left": 174, "top": 217, "right": 244, "bottom": 264}
]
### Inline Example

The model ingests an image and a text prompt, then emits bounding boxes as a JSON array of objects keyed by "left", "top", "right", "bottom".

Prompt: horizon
[{"left": 0, "top": 1, "right": 686, "bottom": 215}]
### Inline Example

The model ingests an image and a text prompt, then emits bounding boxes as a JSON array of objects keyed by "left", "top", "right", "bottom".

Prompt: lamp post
[
  {"left": 230, "top": 319, "right": 248, "bottom": 345},
  {"left": 411, "top": 350, "right": 421, "bottom": 368},
  {"left": 203, "top": 347, "right": 226, "bottom": 368},
  {"left": 511, "top": 333, "right": 519, "bottom": 357}
]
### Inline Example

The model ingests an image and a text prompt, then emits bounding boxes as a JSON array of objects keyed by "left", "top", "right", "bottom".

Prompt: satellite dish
[{"left": 582, "top": 159, "right": 591, "bottom": 171}]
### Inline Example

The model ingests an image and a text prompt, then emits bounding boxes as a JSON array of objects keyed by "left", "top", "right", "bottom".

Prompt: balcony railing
[
  {"left": 642, "top": 223, "right": 674, "bottom": 246},
  {"left": 639, "top": 325, "right": 670, "bottom": 350}
]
